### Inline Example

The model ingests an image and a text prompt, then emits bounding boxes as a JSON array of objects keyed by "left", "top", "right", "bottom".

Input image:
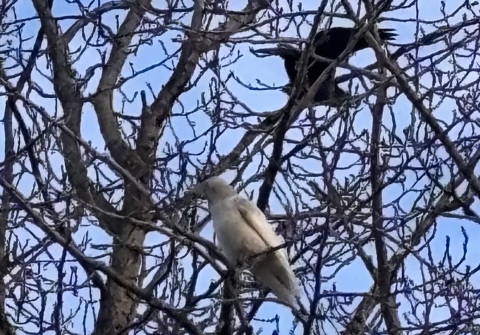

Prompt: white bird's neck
[
  {"left": 205, "top": 188, "right": 236, "bottom": 204},
  {"left": 207, "top": 194, "right": 236, "bottom": 213}
]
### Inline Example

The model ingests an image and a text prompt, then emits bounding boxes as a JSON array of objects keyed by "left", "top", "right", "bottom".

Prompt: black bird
[{"left": 254, "top": 27, "right": 397, "bottom": 106}]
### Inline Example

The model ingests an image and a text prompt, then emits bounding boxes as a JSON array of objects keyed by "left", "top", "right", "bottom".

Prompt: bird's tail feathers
[
  {"left": 252, "top": 255, "right": 300, "bottom": 307},
  {"left": 378, "top": 28, "right": 398, "bottom": 41}
]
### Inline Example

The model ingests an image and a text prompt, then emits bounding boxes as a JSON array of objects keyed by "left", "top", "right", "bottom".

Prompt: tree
[{"left": 1, "top": 0, "right": 480, "bottom": 334}]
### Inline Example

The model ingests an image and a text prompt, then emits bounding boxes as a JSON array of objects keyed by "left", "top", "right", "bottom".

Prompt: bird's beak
[
  {"left": 250, "top": 47, "right": 287, "bottom": 57},
  {"left": 250, "top": 48, "right": 290, "bottom": 58},
  {"left": 250, "top": 45, "right": 301, "bottom": 58},
  {"left": 186, "top": 182, "right": 204, "bottom": 198}
]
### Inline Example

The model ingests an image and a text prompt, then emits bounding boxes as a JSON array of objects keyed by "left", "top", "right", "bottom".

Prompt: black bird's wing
[{"left": 313, "top": 27, "right": 397, "bottom": 60}]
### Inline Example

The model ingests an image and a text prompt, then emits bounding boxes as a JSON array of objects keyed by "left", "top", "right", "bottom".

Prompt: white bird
[{"left": 191, "top": 176, "right": 300, "bottom": 307}]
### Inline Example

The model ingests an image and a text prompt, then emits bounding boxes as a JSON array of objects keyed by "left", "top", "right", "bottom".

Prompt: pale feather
[{"left": 207, "top": 191, "right": 299, "bottom": 306}]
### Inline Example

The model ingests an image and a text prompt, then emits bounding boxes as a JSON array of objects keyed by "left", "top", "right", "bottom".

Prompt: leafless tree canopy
[{"left": 1, "top": 0, "right": 480, "bottom": 334}]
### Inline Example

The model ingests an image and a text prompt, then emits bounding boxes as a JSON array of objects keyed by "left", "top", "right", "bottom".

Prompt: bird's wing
[
  {"left": 233, "top": 196, "right": 290, "bottom": 262},
  {"left": 231, "top": 196, "right": 300, "bottom": 306}
]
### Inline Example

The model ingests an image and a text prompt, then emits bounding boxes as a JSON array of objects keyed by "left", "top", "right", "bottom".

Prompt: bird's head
[
  {"left": 281, "top": 83, "right": 293, "bottom": 95},
  {"left": 189, "top": 176, "right": 237, "bottom": 203}
]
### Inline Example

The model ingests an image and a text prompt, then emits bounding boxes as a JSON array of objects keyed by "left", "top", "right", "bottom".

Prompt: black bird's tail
[
  {"left": 348, "top": 27, "right": 397, "bottom": 54},
  {"left": 313, "top": 27, "right": 397, "bottom": 59},
  {"left": 377, "top": 28, "right": 398, "bottom": 42}
]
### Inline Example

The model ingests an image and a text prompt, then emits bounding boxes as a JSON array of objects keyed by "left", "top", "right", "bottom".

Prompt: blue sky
[{"left": 1, "top": 0, "right": 480, "bottom": 334}]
